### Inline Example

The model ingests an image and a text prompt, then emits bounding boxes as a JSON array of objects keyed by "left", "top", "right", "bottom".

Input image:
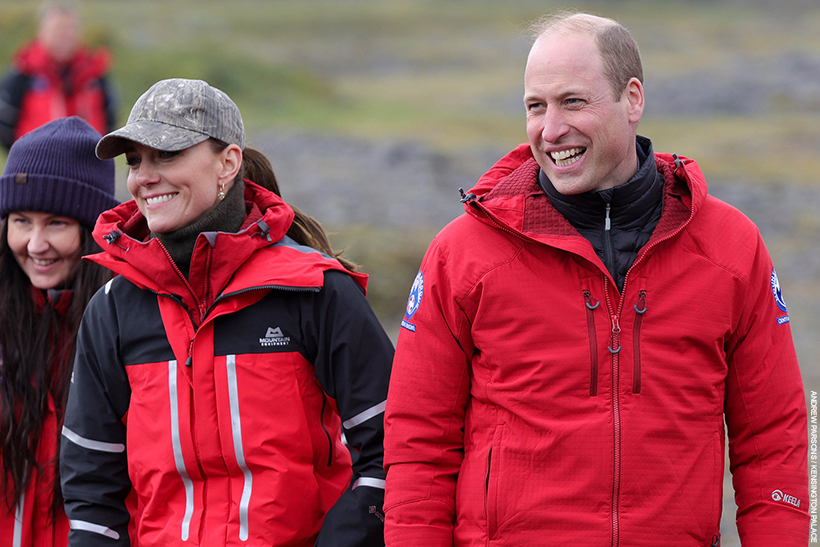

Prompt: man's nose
[{"left": 541, "top": 108, "right": 569, "bottom": 143}]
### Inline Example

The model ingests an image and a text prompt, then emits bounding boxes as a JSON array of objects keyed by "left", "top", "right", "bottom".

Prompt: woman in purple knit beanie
[{"left": 0, "top": 116, "right": 118, "bottom": 547}]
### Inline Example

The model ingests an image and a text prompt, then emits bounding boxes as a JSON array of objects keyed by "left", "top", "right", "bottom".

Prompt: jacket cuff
[
  {"left": 384, "top": 499, "right": 455, "bottom": 547},
  {"left": 736, "top": 503, "right": 809, "bottom": 546}
]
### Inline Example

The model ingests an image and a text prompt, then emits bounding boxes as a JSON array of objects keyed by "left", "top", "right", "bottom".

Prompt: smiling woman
[
  {"left": 61, "top": 78, "right": 393, "bottom": 547},
  {"left": 6, "top": 211, "right": 82, "bottom": 289},
  {"left": 0, "top": 116, "right": 118, "bottom": 547},
  {"left": 123, "top": 140, "right": 235, "bottom": 234}
]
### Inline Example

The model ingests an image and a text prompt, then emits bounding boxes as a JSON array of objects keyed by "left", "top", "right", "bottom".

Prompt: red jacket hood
[
  {"left": 86, "top": 181, "right": 366, "bottom": 318},
  {"left": 469, "top": 142, "right": 534, "bottom": 199},
  {"left": 466, "top": 142, "right": 707, "bottom": 244}
]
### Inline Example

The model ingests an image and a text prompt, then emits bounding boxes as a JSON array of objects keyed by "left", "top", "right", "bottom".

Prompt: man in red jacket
[
  {"left": 383, "top": 11, "right": 809, "bottom": 547},
  {"left": 0, "top": 3, "right": 116, "bottom": 150}
]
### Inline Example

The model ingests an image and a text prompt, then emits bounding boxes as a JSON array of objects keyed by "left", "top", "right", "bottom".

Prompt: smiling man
[{"left": 383, "top": 12, "right": 809, "bottom": 547}]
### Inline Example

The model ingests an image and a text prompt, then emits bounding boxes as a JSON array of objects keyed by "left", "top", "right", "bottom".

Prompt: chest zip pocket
[
  {"left": 632, "top": 290, "right": 647, "bottom": 394},
  {"left": 583, "top": 290, "right": 600, "bottom": 397}
]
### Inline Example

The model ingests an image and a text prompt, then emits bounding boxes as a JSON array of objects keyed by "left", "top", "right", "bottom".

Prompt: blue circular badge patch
[
  {"left": 771, "top": 268, "right": 788, "bottom": 313},
  {"left": 405, "top": 271, "right": 424, "bottom": 319}
]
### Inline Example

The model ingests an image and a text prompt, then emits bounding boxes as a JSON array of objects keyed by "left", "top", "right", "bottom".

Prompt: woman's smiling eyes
[{"left": 125, "top": 149, "right": 180, "bottom": 168}]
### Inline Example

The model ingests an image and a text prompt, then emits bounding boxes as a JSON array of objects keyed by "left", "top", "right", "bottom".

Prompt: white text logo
[
  {"left": 772, "top": 489, "right": 801, "bottom": 508},
  {"left": 260, "top": 326, "right": 290, "bottom": 347}
]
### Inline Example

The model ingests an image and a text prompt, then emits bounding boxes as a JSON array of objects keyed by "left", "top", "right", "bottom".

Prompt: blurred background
[{"left": 2, "top": 0, "right": 818, "bottom": 543}]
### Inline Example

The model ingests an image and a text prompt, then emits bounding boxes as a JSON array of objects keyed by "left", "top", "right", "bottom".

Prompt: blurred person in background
[
  {"left": 60, "top": 78, "right": 392, "bottom": 547},
  {"left": 0, "top": 116, "right": 117, "bottom": 547},
  {"left": 383, "top": 11, "right": 808, "bottom": 547},
  {"left": 0, "top": 2, "right": 117, "bottom": 151}
]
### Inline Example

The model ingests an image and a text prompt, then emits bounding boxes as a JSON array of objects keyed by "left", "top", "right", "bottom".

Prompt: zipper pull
[
  {"left": 257, "top": 219, "right": 272, "bottom": 242},
  {"left": 103, "top": 230, "right": 129, "bottom": 251},
  {"left": 635, "top": 290, "right": 647, "bottom": 314},
  {"left": 583, "top": 289, "right": 600, "bottom": 310},
  {"left": 605, "top": 202, "right": 611, "bottom": 231},
  {"left": 459, "top": 187, "right": 477, "bottom": 203},
  {"left": 608, "top": 314, "right": 621, "bottom": 354},
  {"left": 185, "top": 338, "right": 194, "bottom": 367}
]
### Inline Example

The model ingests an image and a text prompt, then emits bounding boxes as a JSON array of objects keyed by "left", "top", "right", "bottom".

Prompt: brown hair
[
  {"left": 0, "top": 222, "right": 112, "bottom": 515},
  {"left": 212, "top": 141, "right": 357, "bottom": 273},
  {"left": 529, "top": 11, "right": 643, "bottom": 100}
]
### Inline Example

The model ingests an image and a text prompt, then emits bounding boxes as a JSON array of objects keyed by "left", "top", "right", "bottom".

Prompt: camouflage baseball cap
[{"left": 96, "top": 78, "right": 245, "bottom": 160}]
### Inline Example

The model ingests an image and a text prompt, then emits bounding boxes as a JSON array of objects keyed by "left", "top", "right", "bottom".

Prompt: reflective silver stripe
[
  {"left": 226, "top": 355, "right": 253, "bottom": 541},
  {"left": 168, "top": 360, "right": 194, "bottom": 541},
  {"left": 62, "top": 426, "right": 125, "bottom": 453},
  {"left": 352, "top": 477, "right": 386, "bottom": 490},
  {"left": 13, "top": 493, "right": 23, "bottom": 547},
  {"left": 342, "top": 400, "right": 387, "bottom": 430},
  {"left": 69, "top": 519, "right": 120, "bottom": 540}
]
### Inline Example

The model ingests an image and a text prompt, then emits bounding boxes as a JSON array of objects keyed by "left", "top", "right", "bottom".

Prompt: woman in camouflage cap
[{"left": 61, "top": 79, "right": 392, "bottom": 547}]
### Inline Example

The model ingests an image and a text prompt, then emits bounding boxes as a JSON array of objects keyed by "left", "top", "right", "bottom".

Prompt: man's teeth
[
  {"left": 550, "top": 148, "right": 585, "bottom": 167},
  {"left": 32, "top": 258, "right": 57, "bottom": 266},
  {"left": 146, "top": 194, "right": 176, "bottom": 206}
]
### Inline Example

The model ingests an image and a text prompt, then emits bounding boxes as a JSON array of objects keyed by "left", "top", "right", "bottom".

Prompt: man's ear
[
  {"left": 624, "top": 77, "right": 644, "bottom": 124},
  {"left": 219, "top": 144, "right": 243, "bottom": 183}
]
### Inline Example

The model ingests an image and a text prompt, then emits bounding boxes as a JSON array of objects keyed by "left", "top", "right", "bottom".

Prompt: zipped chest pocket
[
  {"left": 632, "top": 290, "right": 647, "bottom": 394},
  {"left": 583, "top": 290, "right": 601, "bottom": 396},
  {"left": 583, "top": 288, "right": 648, "bottom": 396}
]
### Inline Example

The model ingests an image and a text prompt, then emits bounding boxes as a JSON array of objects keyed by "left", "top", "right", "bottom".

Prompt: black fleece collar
[
  {"left": 538, "top": 135, "right": 663, "bottom": 230},
  {"left": 154, "top": 179, "right": 246, "bottom": 277}
]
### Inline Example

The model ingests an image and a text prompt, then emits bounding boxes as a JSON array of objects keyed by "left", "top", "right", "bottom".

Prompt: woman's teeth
[{"left": 146, "top": 194, "right": 176, "bottom": 206}]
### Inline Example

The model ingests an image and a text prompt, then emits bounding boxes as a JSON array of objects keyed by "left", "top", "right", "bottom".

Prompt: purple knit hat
[{"left": 0, "top": 116, "right": 119, "bottom": 229}]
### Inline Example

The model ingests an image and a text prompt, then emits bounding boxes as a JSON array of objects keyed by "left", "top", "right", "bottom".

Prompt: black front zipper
[{"left": 206, "top": 284, "right": 320, "bottom": 318}]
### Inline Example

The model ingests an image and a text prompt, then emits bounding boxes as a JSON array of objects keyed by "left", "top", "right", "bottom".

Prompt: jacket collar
[
  {"left": 537, "top": 136, "right": 662, "bottom": 231},
  {"left": 31, "top": 286, "right": 73, "bottom": 316},
  {"left": 87, "top": 181, "right": 296, "bottom": 320},
  {"left": 466, "top": 138, "right": 706, "bottom": 246}
]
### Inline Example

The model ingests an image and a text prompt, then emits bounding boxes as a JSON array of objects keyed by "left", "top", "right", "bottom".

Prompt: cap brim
[{"left": 95, "top": 120, "right": 210, "bottom": 160}]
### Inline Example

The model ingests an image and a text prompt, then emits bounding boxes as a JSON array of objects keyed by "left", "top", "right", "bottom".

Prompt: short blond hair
[{"left": 529, "top": 11, "right": 643, "bottom": 100}]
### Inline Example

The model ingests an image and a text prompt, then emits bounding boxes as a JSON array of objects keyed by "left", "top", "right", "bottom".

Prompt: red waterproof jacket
[
  {"left": 0, "top": 40, "right": 114, "bottom": 148},
  {"left": 0, "top": 290, "right": 72, "bottom": 547},
  {"left": 61, "top": 182, "right": 393, "bottom": 546},
  {"left": 384, "top": 145, "right": 808, "bottom": 546},
  {"left": 0, "top": 395, "right": 70, "bottom": 547}
]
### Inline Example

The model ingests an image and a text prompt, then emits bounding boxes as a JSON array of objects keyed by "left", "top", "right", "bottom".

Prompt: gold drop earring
[{"left": 217, "top": 184, "right": 226, "bottom": 201}]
